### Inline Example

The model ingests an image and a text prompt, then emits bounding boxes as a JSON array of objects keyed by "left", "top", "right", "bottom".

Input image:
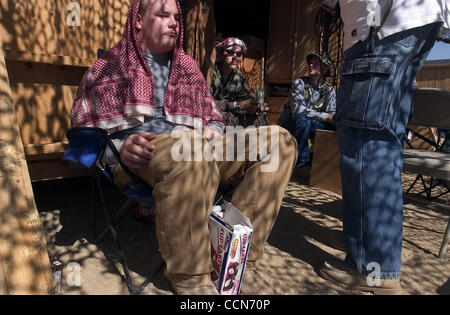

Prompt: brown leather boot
[
  {"left": 319, "top": 260, "right": 403, "bottom": 295},
  {"left": 168, "top": 273, "right": 219, "bottom": 295}
]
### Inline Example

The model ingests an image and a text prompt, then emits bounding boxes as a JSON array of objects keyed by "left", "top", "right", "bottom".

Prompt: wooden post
[
  {"left": 185, "top": 0, "right": 216, "bottom": 86},
  {"left": 0, "top": 42, "right": 55, "bottom": 294},
  {"left": 0, "top": 256, "right": 7, "bottom": 294}
]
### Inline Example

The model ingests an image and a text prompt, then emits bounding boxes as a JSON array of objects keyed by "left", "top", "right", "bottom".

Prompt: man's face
[
  {"left": 220, "top": 45, "right": 243, "bottom": 72},
  {"left": 308, "top": 56, "right": 323, "bottom": 77},
  {"left": 137, "top": 0, "right": 180, "bottom": 53}
]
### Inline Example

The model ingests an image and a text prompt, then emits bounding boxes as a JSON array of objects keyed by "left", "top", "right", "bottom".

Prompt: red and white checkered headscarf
[
  {"left": 71, "top": 0, "right": 223, "bottom": 133},
  {"left": 216, "top": 37, "right": 247, "bottom": 54}
]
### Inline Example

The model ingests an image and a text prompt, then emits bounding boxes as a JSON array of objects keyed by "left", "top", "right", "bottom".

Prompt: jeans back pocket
[{"left": 336, "top": 54, "right": 396, "bottom": 130}]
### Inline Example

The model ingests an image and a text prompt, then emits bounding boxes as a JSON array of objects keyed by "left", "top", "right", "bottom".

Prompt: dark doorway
[{"left": 214, "top": 0, "right": 271, "bottom": 41}]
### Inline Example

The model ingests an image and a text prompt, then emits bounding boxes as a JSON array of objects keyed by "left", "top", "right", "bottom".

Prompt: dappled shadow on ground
[
  {"left": 32, "top": 170, "right": 449, "bottom": 295},
  {"left": 33, "top": 176, "right": 170, "bottom": 295},
  {"left": 260, "top": 171, "right": 449, "bottom": 295}
]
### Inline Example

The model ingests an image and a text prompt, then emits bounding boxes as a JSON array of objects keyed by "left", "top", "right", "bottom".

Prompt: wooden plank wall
[
  {"left": 412, "top": 63, "right": 449, "bottom": 151},
  {"left": 239, "top": 41, "right": 265, "bottom": 92},
  {"left": 291, "top": 1, "right": 321, "bottom": 82},
  {"left": 416, "top": 64, "right": 450, "bottom": 90},
  {"left": 323, "top": 21, "right": 343, "bottom": 90},
  {"left": 0, "top": 0, "right": 130, "bottom": 180},
  {"left": 266, "top": 0, "right": 322, "bottom": 124},
  {"left": 0, "top": 0, "right": 129, "bottom": 65}
]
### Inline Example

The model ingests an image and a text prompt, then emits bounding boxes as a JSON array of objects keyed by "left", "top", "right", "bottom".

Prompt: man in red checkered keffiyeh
[{"left": 71, "top": 0, "right": 223, "bottom": 134}]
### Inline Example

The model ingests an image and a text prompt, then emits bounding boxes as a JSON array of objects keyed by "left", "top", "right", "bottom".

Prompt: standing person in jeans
[
  {"left": 278, "top": 52, "right": 336, "bottom": 167},
  {"left": 319, "top": 0, "right": 449, "bottom": 294}
]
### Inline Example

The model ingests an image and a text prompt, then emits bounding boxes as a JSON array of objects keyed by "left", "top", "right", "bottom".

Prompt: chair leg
[
  {"left": 407, "top": 175, "right": 449, "bottom": 200},
  {"left": 439, "top": 218, "right": 450, "bottom": 259},
  {"left": 91, "top": 173, "right": 165, "bottom": 295},
  {"left": 91, "top": 175, "right": 98, "bottom": 240},
  {"left": 94, "top": 176, "right": 135, "bottom": 292},
  {"left": 406, "top": 175, "right": 421, "bottom": 194},
  {"left": 429, "top": 179, "right": 450, "bottom": 200},
  {"left": 426, "top": 177, "right": 433, "bottom": 199},
  {"left": 96, "top": 197, "right": 135, "bottom": 243}
]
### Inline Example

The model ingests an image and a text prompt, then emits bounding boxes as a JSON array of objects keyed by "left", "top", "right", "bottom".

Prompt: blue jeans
[
  {"left": 278, "top": 110, "right": 335, "bottom": 166},
  {"left": 335, "top": 23, "right": 442, "bottom": 279}
]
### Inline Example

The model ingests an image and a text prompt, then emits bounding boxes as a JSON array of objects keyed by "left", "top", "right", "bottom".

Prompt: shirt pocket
[{"left": 335, "top": 55, "right": 396, "bottom": 130}]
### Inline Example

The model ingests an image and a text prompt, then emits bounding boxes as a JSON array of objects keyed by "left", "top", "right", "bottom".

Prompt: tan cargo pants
[{"left": 114, "top": 125, "right": 297, "bottom": 286}]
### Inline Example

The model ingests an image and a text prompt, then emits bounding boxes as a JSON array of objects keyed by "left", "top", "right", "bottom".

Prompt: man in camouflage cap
[
  {"left": 306, "top": 52, "right": 334, "bottom": 77},
  {"left": 278, "top": 51, "right": 336, "bottom": 167}
]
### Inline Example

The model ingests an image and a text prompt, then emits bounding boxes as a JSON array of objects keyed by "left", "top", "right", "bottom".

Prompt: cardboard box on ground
[
  {"left": 209, "top": 201, "right": 253, "bottom": 295},
  {"left": 309, "top": 130, "right": 342, "bottom": 196}
]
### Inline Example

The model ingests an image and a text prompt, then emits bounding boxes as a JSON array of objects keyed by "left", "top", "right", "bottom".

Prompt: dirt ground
[{"left": 33, "top": 168, "right": 450, "bottom": 295}]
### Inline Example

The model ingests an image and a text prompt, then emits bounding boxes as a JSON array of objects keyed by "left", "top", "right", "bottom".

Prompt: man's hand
[
  {"left": 120, "top": 132, "right": 157, "bottom": 169},
  {"left": 258, "top": 102, "right": 269, "bottom": 116},
  {"left": 239, "top": 98, "right": 259, "bottom": 114},
  {"left": 326, "top": 113, "right": 334, "bottom": 122},
  {"left": 202, "top": 125, "right": 222, "bottom": 142}
]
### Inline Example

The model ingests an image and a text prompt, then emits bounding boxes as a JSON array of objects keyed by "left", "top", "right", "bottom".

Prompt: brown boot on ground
[
  {"left": 319, "top": 259, "right": 403, "bottom": 295},
  {"left": 239, "top": 269, "right": 276, "bottom": 295},
  {"left": 168, "top": 274, "right": 219, "bottom": 295}
]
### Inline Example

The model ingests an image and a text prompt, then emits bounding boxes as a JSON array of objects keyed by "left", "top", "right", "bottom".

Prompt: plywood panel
[
  {"left": 12, "top": 83, "right": 77, "bottom": 146},
  {"left": 267, "top": 0, "right": 322, "bottom": 84},
  {"left": 416, "top": 65, "right": 450, "bottom": 90},
  {"left": 292, "top": 0, "right": 320, "bottom": 80},
  {"left": 267, "top": 96, "right": 288, "bottom": 124},
  {"left": 240, "top": 47, "right": 265, "bottom": 92},
  {"left": 6, "top": 60, "right": 85, "bottom": 148},
  {"left": 323, "top": 22, "right": 343, "bottom": 89},
  {"left": 309, "top": 129, "right": 342, "bottom": 196},
  {"left": 266, "top": 0, "right": 295, "bottom": 83},
  {"left": 0, "top": 0, "right": 129, "bottom": 66},
  {"left": 185, "top": 0, "right": 216, "bottom": 85}
]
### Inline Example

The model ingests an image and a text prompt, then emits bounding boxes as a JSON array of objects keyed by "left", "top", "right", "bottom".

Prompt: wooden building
[{"left": 416, "top": 59, "right": 450, "bottom": 90}]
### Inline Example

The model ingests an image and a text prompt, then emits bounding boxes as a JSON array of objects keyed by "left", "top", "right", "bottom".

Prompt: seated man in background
[
  {"left": 210, "top": 37, "right": 268, "bottom": 128},
  {"left": 439, "top": 129, "right": 450, "bottom": 153},
  {"left": 71, "top": 0, "right": 297, "bottom": 295},
  {"left": 278, "top": 52, "right": 336, "bottom": 167}
]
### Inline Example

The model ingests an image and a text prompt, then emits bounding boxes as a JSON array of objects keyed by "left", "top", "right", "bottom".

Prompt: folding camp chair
[
  {"left": 63, "top": 126, "right": 165, "bottom": 295},
  {"left": 404, "top": 88, "right": 450, "bottom": 200},
  {"left": 402, "top": 88, "right": 450, "bottom": 258}
]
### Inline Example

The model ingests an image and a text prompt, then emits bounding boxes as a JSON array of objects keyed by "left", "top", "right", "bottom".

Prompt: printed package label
[{"left": 209, "top": 201, "right": 253, "bottom": 295}]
